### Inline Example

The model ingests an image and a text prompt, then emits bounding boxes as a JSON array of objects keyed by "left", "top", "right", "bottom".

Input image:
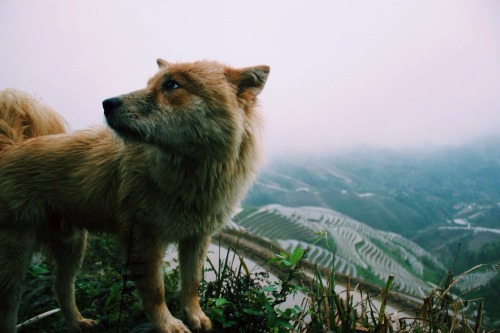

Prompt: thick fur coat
[{"left": 0, "top": 59, "right": 269, "bottom": 333}]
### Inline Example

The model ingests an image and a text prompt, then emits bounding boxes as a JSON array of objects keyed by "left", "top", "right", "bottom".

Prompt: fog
[{"left": 1, "top": 0, "right": 499, "bottom": 155}]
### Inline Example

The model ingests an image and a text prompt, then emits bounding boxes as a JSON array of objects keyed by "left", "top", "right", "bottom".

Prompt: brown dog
[{"left": 0, "top": 59, "right": 269, "bottom": 332}]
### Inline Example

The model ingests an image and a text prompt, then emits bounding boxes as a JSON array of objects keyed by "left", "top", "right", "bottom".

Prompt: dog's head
[{"left": 103, "top": 59, "right": 269, "bottom": 157}]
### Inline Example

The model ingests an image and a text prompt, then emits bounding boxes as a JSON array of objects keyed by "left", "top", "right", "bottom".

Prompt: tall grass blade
[
  {"left": 377, "top": 274, "right": 394, "bottom": 327},
  {"left": 474, "top": 299, "right": 484, "bottom": 333}
]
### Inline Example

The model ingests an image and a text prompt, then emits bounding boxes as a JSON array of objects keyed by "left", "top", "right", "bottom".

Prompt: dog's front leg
[
  {"left": 178, "top": 235, "right": 212, "bottom": 331},
  {"left": 127, "top": 239, "right": 190, "bottom": 333}
]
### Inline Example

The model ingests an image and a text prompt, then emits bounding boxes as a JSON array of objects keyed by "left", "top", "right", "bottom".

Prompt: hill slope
[
  {"left": 233, "top": 204, "right": 446, "bottom": 296},
  {"left": 238, "top": 138, "right": 500, "bottom": 316}
]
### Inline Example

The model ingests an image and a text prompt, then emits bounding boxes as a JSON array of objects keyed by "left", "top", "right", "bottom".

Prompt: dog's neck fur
[{"left": 112, "top": 124, "right": 261, "bottom": 232}]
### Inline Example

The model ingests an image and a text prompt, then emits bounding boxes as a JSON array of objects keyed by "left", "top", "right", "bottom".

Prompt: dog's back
[{"left": 0, "top": 89, "right": 68, "bottom": 151}]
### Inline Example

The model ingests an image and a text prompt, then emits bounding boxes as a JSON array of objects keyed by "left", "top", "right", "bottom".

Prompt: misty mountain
[
  {"left": 246, "top": 137, "right": 500, "bottom": 237},
  {"left": 237, "top": 137, "right": 500, "bottom": 316}
]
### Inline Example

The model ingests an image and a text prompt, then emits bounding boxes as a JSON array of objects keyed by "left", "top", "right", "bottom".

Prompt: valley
[{"left": 233, "top": 137, "right": 500, "bottom": 321}]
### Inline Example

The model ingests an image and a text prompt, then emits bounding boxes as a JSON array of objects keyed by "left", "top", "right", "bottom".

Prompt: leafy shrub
[
  {"left": 200, "top": 246, "right": 307, "bottom": 332},
  {"left": 201, "top": 242, "right": 495, "bottom": 332}
]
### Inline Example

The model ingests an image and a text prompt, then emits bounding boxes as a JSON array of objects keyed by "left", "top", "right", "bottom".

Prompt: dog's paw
[
  {"left": 68, "top": 318, "right": 97, "bottom": 332},
  {"left": 166, "top": 317, "right": 191, "bottom": 333},
  {"left": 185, "top": 309, "right": 212, "bottom": 332}
]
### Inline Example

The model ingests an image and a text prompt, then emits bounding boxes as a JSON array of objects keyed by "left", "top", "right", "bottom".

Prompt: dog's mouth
[{"left": 107, "top": 121, "right": 145, "bottom": 142}]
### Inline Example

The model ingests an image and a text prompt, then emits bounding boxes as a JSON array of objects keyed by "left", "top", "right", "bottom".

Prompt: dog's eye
[{"left": 162, "top": 80, "right": 180, "bottom": 91}]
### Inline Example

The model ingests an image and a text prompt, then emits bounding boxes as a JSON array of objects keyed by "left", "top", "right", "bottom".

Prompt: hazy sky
[{"left": 1, "top": 0, "right": 499, "bottom": 154}]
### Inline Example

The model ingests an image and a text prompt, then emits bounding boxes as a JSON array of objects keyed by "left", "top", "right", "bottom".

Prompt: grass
[{"left": 17, "top": 234, "right": 497, "bottom": 332}]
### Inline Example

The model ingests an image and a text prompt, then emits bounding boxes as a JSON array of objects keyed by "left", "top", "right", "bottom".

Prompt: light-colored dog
[{"left": 0, "top": 59, "right": 269, "bottom": 332}]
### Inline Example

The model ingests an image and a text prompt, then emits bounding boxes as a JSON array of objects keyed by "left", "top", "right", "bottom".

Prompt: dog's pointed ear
[
  {"left": 225, "top": 65, "right": 270, "bottom": 98},
  {"left": 157, "top": 58, "right": 169, "bottom": 69}
]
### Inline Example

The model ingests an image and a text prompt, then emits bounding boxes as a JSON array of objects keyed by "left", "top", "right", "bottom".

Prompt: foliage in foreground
[
  {"left": 18, "top": 235, "right": 497, "bottom": 332},
  {"left": 201, "top": 244, "right": 496, "bottom": 332}
]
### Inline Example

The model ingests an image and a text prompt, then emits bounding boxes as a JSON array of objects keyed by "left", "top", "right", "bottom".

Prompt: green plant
[
  {"left": 201, "top": 239, "right": 496, "bottom": 333},
  {"left": 304, "top": 253, "right": 396, "bottom": 333},
  {"left": 17, "top": 234, "right": 497, "bottom": 332},
  {"left": 201, "top": 245, "right": 308, "bottom": 332}
]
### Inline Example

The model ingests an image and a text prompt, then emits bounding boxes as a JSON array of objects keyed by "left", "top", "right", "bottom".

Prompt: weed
[
  {"left": 200, "top": 244, "right": 307, "bottom": 332},
  {"left": 17, "top": 234, "right": 497, "bottom": 332},
  {"left": 201, "top": 238, "right": 496, "bottom": 332}
]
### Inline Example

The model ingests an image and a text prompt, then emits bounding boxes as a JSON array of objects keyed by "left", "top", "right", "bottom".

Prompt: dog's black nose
[{"left": 103, "top": 97, "right": 122, "bottom": 116}]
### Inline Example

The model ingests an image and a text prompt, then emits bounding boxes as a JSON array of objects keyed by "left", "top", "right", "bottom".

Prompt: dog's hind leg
[
  {"left": 178, "top": 235, "right": 212, "bottom": 331},
  {"left": 0, "top": 228, "right": 36, "bottom": 333},
  {"left": 45, "top": 231, "right": 97, "bottom": 332}
]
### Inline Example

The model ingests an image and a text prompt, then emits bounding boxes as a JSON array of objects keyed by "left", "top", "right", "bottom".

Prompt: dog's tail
[{"left": 0, "top": 89, "right": 68, "bottom": 152}]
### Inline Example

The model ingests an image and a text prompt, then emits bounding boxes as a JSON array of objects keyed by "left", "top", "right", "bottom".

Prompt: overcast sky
[{"left": 1, "top": 0, "right": 499, "bottom": 155}]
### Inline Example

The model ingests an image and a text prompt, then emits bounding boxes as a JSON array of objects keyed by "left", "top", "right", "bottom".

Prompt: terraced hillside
[
  {"left": 232, "top": 204, "right": 447, "bottom": 297},
  {"left": 236, "top": 140, "right": 500, "bottom": 314}
]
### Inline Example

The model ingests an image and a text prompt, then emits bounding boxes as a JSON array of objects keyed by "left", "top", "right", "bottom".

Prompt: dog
[{"left": 0, "top": 59, "right": 270, "bottom": 333}]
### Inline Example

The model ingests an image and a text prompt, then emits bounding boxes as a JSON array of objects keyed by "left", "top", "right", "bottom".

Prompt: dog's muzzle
[{"left": 102, "top": 97, "right": 122, "bottom": 117}]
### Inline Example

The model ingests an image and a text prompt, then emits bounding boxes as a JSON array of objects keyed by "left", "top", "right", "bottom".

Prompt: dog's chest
[
  {"left": 144, "top": 174, "right": 247, "bottom": 238},
  {"left": 122, "top": 151, "right": 258, "bottom": 239}
]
